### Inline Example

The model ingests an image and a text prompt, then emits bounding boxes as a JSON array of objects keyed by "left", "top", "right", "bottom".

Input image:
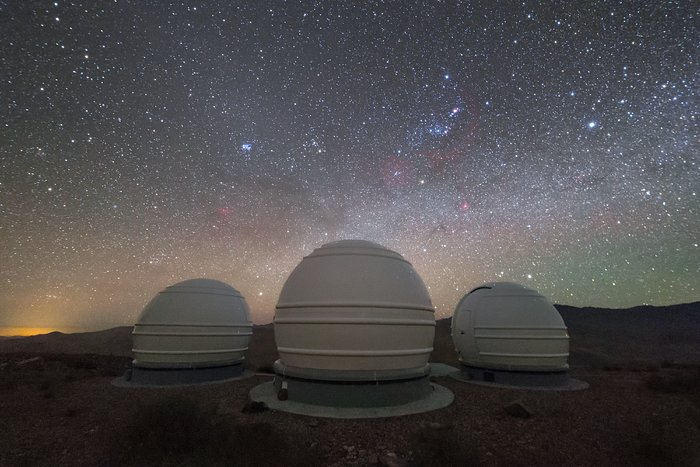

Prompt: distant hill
[
  {"left": 436, "top": 301, "right": 700, "bottom": 367},
  {"left": 1, "top": 303, "right": 698, "bottom": 368},
  {"left": 555, "top": 302, "right": 700, "bottom": 366},
  {"left": 0, "top": 324, "right": 279, "bottom": 370},
  {"left": 0, "top": 327, "right": 134, "bottom": 356}
]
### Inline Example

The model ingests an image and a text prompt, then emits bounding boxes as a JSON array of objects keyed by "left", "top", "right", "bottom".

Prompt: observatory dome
[
  {"left": 271, "top": 240, "right": 437, "bottom": 407},
  {"left": 451, "top": 282, "right": 569, "bottom": 374},
  {"left": 132, "top": 279, "right": 252, "bottom": 371}
]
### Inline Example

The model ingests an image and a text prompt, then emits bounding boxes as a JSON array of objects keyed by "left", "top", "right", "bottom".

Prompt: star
[{"left": 0, "top": 0, "right": 695, "bottom": 330}]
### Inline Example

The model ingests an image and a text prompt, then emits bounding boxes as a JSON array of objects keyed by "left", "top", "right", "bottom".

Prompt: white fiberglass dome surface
[
  {"left": 451, "top": 282, "right": 569, "bottom": 372},
  {"left": 274, "top": 239, "right": 435, "bottom": 376},
  {"left": 132, "top": 278, "right": 252, "bottom": 369}
]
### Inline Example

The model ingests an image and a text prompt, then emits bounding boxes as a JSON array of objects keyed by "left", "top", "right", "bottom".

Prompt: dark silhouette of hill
[
  {"left": 434, "top": 301, "right": 700, "bottom": 367},
  {"left": 1, "top": 303, "right": 698, "bottom": 368},
  {"left": 0, "top": 327, "right": 134, "bottom": 356},
  {"left": 0, "top": 324, "right": 280, "bottom": 371},
  {"left": 2, "top": 305, "right": 700, "bottom": 466},
  {"left": 556, "top": 302, "right": 700, "bottom": 367}
]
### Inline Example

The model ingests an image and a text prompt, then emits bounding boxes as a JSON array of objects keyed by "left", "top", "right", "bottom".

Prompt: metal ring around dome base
[
  {"left": 273, "top": 360, "right": 430, "bottom": 382},
  {"left": 113, "top": 362, "right": 254, "bottom": 387},
  {"left": 249, "top": 380, "right": 454, "bottom": 417},
  {"left": 277, "top": 347, "right": 433, "bottom": 357},
  {"left": 451, "top": 364, "right": 588, "bottom": 391}
]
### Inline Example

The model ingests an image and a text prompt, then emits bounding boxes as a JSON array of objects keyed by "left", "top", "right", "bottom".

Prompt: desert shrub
[
  {"left": 112, "top": 397, "right": 321, "bottom": 467},
  {"left": 408, "top": 423, "right": 479, "bottom": 466}
]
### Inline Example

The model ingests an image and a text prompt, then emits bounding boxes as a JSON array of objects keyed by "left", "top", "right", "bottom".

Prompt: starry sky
[{"left": 1, "top": 1, "right": 698, "bottom": 329}]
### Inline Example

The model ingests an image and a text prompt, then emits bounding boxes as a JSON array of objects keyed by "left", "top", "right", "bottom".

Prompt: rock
[
  {"left": 16, "top": 357, "right": 43, "bottom": 367},
  {"left": 379, "top": 452, "right": 406, "bottom": 467},
  {"left": 241, "top": 401, "right": 269, "bottom": 413},
  {"left": 419, "top": 420, "right": 453, "bottom": 431},
  {"left": 368, "top": 454, "right": 379, "bottom": 464},
  {"left": 504, "top": 400, "right": 534, "bottom": 419}
]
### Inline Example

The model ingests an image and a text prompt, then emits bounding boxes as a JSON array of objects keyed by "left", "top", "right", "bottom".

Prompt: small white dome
[
  {"left": 274, "top": 240, "right": 435, "bottom": 376},
  {"left": 451, "top": 282, "right": 569, "bottom": 372},
  {"left": 132, "top": 279, "right": 252, "bottom": 369}
]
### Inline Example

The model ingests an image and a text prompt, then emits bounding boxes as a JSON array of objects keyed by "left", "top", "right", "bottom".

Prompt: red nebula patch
[{"left": 216, "top": 207, "right": 235, "bottom": 218}]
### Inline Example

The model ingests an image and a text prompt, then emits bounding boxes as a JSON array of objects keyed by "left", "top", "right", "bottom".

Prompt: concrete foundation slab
[
  {"left": 429, "top": 363, "right": 460, "bottom": 377},
  {"left": 249, "top": 380, "right": 453, "bottom": 419},
  {"left": 112, "top": 364, "right": 254, "bottom": 388},
  {"left": 450, "top": 365, "right": 588, "bottom": 391}
]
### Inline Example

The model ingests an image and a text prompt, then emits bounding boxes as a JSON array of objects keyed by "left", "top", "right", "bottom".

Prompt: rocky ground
[
  {"left": 1, "top": 353, "right": 699, "bottom": 466},
  {"left": 1, "top": 331, "right": 699, "bottom": 465}
]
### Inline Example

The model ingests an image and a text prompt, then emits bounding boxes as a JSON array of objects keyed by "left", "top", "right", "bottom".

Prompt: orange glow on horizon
[{"left": 0, "top": 326, "right": 92, "bottom": 337}]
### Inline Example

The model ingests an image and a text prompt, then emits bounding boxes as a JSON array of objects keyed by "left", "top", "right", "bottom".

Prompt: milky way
[{"left": 1, "top": 1, "right": 698, "bottom": 327}]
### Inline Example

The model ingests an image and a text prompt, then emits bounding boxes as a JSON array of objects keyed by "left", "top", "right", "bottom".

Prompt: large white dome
[
  {"left": 274, "top": 240, "right": 435, "bottom": 376},
  {"left": 132, "top": 279, "right": 252, "bottom": 369},
  {"left": 451, "top": 282, "right": 569, "bottom": 372}
]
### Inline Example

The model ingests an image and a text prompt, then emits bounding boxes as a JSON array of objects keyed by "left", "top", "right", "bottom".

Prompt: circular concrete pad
[
  {"left": 429, "top": 363, "right": 460, "bottom": 377},
  {"left": 250, "top": 381, "right": 454, "bottom": 419},
  {"left": 112, "top": 369, "right": 254, "bottom": 389},
  {"left": 450, "top": 370, "right": 589, "bottom": 391}
]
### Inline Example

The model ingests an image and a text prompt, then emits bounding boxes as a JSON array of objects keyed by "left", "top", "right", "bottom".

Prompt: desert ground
[{"left": 1, "top": 303, "right": 699, "bottom": 466}]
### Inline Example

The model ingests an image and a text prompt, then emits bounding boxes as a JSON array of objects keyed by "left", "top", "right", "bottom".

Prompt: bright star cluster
[{"left": 1, "top": 1, "right": 698, "bottom": 328}]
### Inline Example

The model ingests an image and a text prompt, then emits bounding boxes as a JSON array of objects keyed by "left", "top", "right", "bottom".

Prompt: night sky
[{"left": 1, "top": 1, "right": 698, "bottom": 329}]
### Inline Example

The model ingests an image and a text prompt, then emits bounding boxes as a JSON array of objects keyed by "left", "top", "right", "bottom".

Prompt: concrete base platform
[
  {"left": 429, "top": 363, "right": 460, "bottom": 377},
  {"left": 250, "top": 380, "right": 453, "bottom": 419},
  {"left": 112, "top": 364, "right": 254, "bottom": 388},
  {"left": 450, "top": 365, "right": 588, "bottom": 391},
  {"left": 274, "top": 374, "right": 434, "bottom": 408}
]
